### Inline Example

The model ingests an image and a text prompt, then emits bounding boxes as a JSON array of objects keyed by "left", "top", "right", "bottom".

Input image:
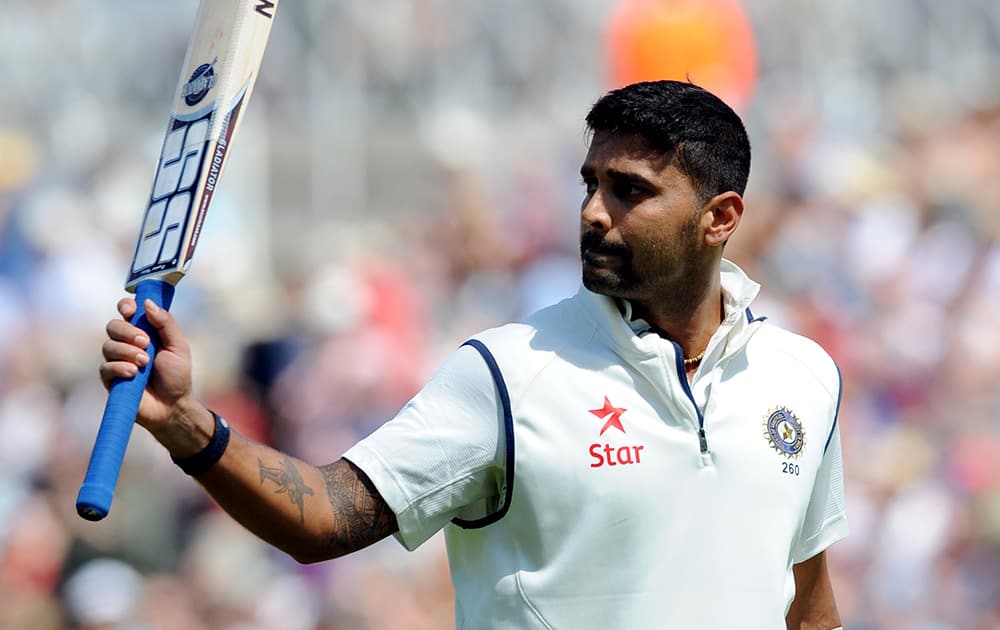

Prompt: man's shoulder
[
  {"left": 749, "top": 322, "right": 840, "bottom": 398},
  {"left": 464, "top": 293, "right": 598, "bottom": 381},
  {"left": 472, "top": 292, "right": 595, "bottom": 348}
]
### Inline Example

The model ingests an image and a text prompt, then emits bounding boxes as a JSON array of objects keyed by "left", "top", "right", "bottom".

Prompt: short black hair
[{"left": 585, "top": 80, "right": 751, "bottom": 204}]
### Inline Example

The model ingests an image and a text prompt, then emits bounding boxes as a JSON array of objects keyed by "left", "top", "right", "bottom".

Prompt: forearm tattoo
[
  {"left": 318, "top": 459, "right": 398, "bottom": 556},
  {"left": 258, "top": 456, "right": 315, "bottom": 525}
]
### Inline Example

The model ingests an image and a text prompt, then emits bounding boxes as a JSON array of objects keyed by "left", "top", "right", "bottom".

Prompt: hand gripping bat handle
[{"left": 76, "top": 279, "right": 176, "bottom": 521}]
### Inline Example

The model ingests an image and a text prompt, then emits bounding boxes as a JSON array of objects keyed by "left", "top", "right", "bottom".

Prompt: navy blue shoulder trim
[
  {"left": 451, "top": 339, "right": 515, "bottom": 529},
  {"left": 825, "top": 362, "right": 843, "bottom": 454}
]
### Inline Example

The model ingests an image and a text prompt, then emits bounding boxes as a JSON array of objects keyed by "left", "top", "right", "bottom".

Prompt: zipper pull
[{"left": 698, "top": 428, "right": 713, "bottom": 467}]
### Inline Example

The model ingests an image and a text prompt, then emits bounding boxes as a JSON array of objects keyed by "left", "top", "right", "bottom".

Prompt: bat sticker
[{"left": 183, "top": 58, "right": 217, "bottom": 106}]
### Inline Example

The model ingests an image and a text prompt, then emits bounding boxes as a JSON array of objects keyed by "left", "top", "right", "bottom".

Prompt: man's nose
[{"left": 581, "top": 191, "right": 613, "bottom": 232}]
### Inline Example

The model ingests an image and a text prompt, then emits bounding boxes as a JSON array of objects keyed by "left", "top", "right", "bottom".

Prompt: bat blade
[
  {"left": 77, "top": 0, "right": 279, "bottom": 521},
  {"left": 128, "top": 0, "right": 276, "bottom": 288}
]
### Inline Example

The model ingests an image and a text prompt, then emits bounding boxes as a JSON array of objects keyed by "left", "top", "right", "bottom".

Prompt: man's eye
[
  {"left": 613, "top": 183, "right": 645, "bottom": 198},
  {"left": 581, "top": 179, "right": 598, "bottom": 195}
]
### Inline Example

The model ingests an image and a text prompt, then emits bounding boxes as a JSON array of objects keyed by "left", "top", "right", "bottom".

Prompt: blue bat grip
[{"left": 76, "top": 279, "right": 176, "bottom": 521}]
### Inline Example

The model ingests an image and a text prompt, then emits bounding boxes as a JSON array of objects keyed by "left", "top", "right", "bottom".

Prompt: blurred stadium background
[{"left": 2, "top": 1, "right": 1000, "bottom": 628}]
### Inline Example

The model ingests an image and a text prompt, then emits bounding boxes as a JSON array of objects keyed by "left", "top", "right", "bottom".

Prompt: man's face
[{"left": 579, "top": 131, "right": 706, "bottom": 304}]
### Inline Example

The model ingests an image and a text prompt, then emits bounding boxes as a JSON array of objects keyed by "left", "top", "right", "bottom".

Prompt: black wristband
[{"left": 171, "top": 410, "right": 231, "bottom": 476}]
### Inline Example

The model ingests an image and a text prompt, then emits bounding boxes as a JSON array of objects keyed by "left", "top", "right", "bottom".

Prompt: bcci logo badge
[
  {"left": 183, "top": 58, "right": 217, "bottom": 106},
  {"left": 763, "top": 406, "right": 805, "bottom": 458}
]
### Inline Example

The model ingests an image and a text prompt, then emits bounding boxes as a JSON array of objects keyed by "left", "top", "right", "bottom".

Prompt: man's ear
[{"left": 702, "top": 192, "right": 744, "bottom": 247}]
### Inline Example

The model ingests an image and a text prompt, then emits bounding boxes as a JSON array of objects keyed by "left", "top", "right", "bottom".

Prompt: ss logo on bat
[{"left": 130, "top": 113, "right": 210, "bottom": 279}]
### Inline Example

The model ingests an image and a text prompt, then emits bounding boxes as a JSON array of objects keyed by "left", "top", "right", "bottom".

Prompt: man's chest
[{"left": 507, "top": 358, "right": 832, "bottom": 532}]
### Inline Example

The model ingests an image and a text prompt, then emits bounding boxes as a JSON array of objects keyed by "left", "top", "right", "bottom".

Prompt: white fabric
[
  {"left": 792, "top": 422, "right": 847, "bottom": 564},
  {"left": 343, "top": 344, "right": 504, "bottom": 550},
  {"left": 343, "top": 259, "right": 848, "bottom": 629}
]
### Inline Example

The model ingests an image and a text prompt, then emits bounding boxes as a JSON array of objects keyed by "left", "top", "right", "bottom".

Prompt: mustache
[{"left": 581, "top": 231, "right": 629, "bottom": 257}]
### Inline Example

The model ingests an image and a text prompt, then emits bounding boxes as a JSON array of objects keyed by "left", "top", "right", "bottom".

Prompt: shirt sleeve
[
  {"left": 791, "top": 423, "right": 848, "bottom": 564},
  {"left": 342, "top": 343, "right": 504, "bottom": 551}
]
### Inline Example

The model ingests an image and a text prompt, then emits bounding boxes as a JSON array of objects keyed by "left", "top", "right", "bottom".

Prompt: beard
[
  {"left": 580, "top": 229, "right": 635, "bottom": 296},
  {"left": 579, "top": 215, "right": 704, "bottom": 308}
]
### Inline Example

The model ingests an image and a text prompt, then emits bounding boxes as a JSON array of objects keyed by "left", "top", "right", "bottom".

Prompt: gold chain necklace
[{"left": 683, "top": 351, "right": 705, "bottom": 366}]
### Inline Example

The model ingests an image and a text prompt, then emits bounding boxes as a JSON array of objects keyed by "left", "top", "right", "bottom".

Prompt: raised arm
[{"left": 99, "top": 298, "right": 397, "bottom": 562}]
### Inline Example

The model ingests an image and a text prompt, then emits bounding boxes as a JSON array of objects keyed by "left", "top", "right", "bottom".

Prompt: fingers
[
  {"left": 101, "top": 298, "right": 146, "bottom": 389},
  {"left": 100, "top": 297, "right": 189, "bottom": 391},
  {"left": 99, "top": 336, "right": 151, "bottom": 389},
  {"left": 99, "top": 360, "right": 139, "bottom": 388},
  {"left": 117, "top": 297, "right": 137, "bottom": 320},
  {"left": 106, "top": 319, "right": 151, "bottom": 348},
  {"left": 108, "top": 299, "right": 185, "bottom": 352},
  {"left": 102, "top": 339, "right": 150, "bottom": 366},
  {"left": 141, "top": 299, "right": 187, "bottom": 352},
  {"left": 111, "top": 298, "right": 150, "bottom": 347}
]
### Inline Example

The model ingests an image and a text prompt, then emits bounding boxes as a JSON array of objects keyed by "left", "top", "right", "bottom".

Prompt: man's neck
[{"left": 631, "top": 276, "right": 725, "bottom": 361}]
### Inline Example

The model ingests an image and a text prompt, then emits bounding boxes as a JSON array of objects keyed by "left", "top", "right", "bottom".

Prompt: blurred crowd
[{"left": 2, "top": 1, "right": 1000, "bottom": 628}]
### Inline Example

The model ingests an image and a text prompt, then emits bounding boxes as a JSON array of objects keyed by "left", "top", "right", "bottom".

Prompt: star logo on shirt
[{"left": 590, "top": 396, "right": 628, "bottom": 435}]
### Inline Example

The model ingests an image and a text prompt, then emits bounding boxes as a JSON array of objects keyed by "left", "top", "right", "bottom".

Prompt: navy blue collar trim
[{"left": 745, "top": 307, "right": 767, "bottom": 323}]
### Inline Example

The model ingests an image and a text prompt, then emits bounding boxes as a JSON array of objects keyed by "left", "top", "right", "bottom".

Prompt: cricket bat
[{"left": 76, "top": 0, "right": 279, "bottom": 521}]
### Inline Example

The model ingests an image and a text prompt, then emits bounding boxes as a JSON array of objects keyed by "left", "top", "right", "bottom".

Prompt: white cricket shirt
[{"left": 344, "top": 260, "right": 847, "bottom": 629}]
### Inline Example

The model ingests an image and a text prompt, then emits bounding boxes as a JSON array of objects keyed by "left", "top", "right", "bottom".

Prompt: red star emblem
[{"left": 590, "top": 396, "right": 627, "bottom": 435}]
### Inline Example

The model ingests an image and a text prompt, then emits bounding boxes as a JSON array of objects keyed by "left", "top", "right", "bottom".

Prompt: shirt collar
[{"left": 621, "top": 258, "right": 760, "bottom": 334}]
